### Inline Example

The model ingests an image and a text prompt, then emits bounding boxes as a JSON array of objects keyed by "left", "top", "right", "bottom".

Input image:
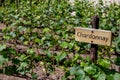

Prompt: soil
[
  {"left": 0, "top": 74, "right": 26, "bottom": 80},
  {"left": 0, "top": 65, "right": 65, "bottom": 80},
  {"left": 0, "top": 23, "right": 6, "bottom": 30}
]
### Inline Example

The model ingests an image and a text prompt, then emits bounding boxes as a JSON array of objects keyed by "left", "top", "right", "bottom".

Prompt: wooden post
[
  {"left": 16, "top": 0, "right": 19, "bottom": 12},
  {"left": 30, "top": 0, "right": 32, "bottom": 7},
  {"left": 90, "top": 15, "right": 99, "bottom": 63}
]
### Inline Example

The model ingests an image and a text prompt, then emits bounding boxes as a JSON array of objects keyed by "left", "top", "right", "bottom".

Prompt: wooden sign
[{"left": 75, "top": 27, "right": 112, "bottom": 46}]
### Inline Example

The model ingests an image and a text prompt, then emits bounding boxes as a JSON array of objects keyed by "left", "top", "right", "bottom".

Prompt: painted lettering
[{"left": 77, "top": 32, "right": 109, "bottom": 43}]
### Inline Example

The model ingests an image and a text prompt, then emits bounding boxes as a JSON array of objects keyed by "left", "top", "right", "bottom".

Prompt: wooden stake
[
  {"left": 30, "top": 0, "right": 32, "bottom": 7},
  {"left": 90, "top": 15, "right": 99, "bottom": 63}
]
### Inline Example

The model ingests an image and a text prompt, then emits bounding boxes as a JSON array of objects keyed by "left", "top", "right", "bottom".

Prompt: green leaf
[
  {"left": 107, "top": 74, "right": 114, "bottom": 80},
  {"left": 20, "top": 62, "right": 28, "bottom": 68},
  {"left": 27, "top": 49, "right": 35, "bottom": 55},
  {"left": 17, "top": 62, "right": 28, "bottom": 71},
  {"left": 35, "top": 16, "right": 40, "bottom": 20},
  {"left": 23, "top": 41, "right": 29, "bottom": 45},
  {"left": 34, "top": 38, "right": 41, "bottom": 43},
  {"left": 70, "top": 66, "right": 76, "bottom": 75},
  {"left": 114, "top": 73, "right": 120, "bottom": 80},
  {"left": 76, "top": 69, "right": 85, "bottom": 79},
  {"left": 9, "top": 32, "right": 16, "bottom": 38},
  {"left": 70, "top": 66, "right": 85, "bottom": 79},
  {"left": 97, "top": 73, "right": 106, "bottom": 80},
  {"left": 84, "top": 65, "right": 96, "bottom": 75},
  {"left": 97, "top": 59, "right": 110, "bottom": 68},
  {"left": 0, "top": 55, "right": 8, "bottom": 66},
  {"left": 46, "top": 50, "right": 52, "bottom": 58},
  {"left": 61, "top": 76, "right": 67, "bottom": 80},
  {"left": 68, "top": 42, "right": 74, "bottom": 49},
  {"left": 60, "top": 42, "right": 68, "bottom": 48},
  {"left": 17, "top": 62, "right": 29, "bottom": 75},
  {"left": 111, "top": 27, "right": 117, "bottom": 33},
  {"left": 56, "top": 52, "right": 66, "bottom": 62},
  {"left": 12, "top": 58, "right": 20, "bottom": 65},
  {"left": 115, "top": 57, "right": 120, "bottom": 66},
  {"left": 0, "top": 44, "right": 6, "bottom": 51},
  {"left": 43, "top": 28, "right": 51, "bottom": 33},
  {"left": 18, "top": 54, "right": 28, "bottom": 61},
  {"left": 72, "top": 54, "right": 82, "bottom": 62},
  {"left": 80, "top": 61, "right": 86, "bottom": 67},
  {"left": 85, "top": 76, "right": 91, "bottom": 80},
  {"left": 32, "top": 73, "right": 38, "bottom": 79}
]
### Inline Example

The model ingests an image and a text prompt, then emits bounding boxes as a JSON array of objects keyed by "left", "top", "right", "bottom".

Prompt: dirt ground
[
  {"left": 0, "top": 65, "right": 65, "bottom": 80},
  {"left": 0, "top": 74, "right": 26, "bottom": 80}
]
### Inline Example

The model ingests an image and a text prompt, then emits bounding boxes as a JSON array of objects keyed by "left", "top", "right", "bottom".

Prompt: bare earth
[{"left": 0, "top": 65, "right": 65, "bottom": 80}]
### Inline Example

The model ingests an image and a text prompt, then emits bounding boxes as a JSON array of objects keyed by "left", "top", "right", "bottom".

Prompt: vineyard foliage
[{"left": 0, "top": 0, "right": 120, "bottom": 79}]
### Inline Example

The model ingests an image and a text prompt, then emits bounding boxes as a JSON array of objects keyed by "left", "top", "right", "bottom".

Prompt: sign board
[{"left": 75, "top": 27, "right": 112, "bottom": 46}]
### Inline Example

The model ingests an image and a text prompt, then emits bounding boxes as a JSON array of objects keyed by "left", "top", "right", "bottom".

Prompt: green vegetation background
[{"left": 0, "top": 0, "right": 120, "bottom": 80}]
